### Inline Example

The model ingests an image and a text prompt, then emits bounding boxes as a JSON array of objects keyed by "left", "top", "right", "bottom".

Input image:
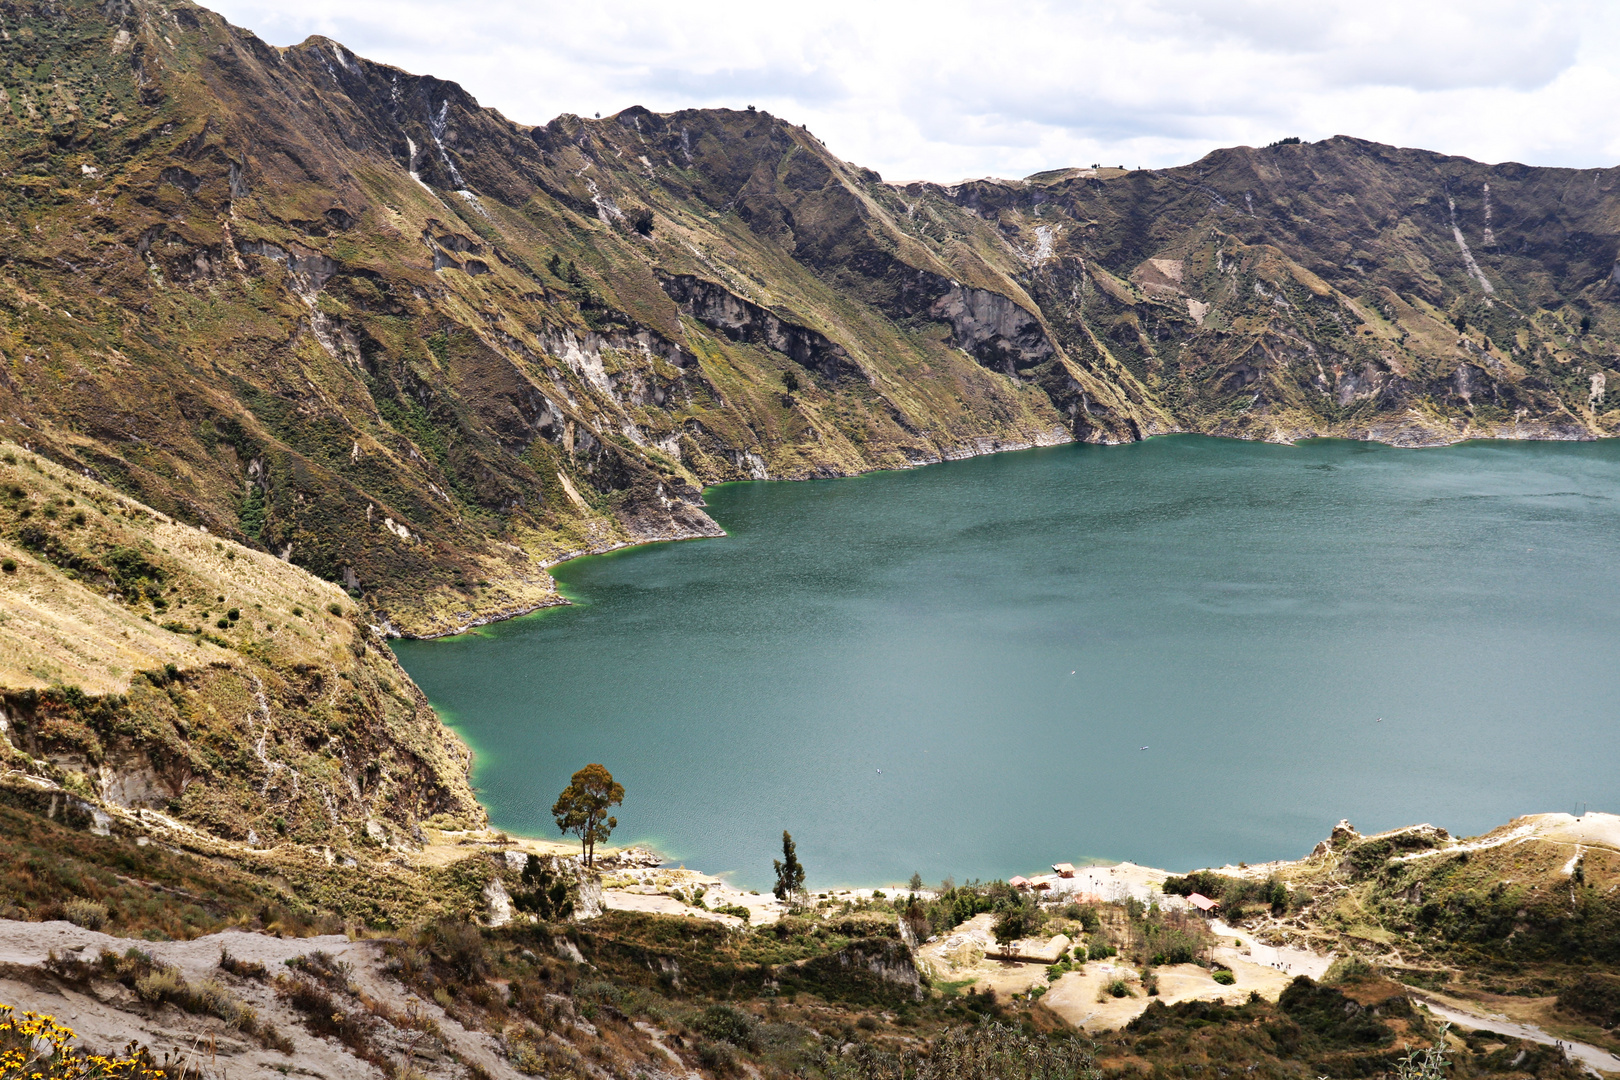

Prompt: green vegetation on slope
[
  {"left": 17, "top": 0, "right": 1618, "bottom": 637},
  {"left": 0, "top": 439, "right": 482, "bottom": 850}
]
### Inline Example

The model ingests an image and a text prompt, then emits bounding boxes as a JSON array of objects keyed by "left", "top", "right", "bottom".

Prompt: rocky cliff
[{"left": 2, "top": 0, "right": 1619, "bottom": 637}]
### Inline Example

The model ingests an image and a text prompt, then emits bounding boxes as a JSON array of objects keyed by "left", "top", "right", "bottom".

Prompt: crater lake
[{"left": 393, "top": 435, "right": 1620, "bottom": 889}]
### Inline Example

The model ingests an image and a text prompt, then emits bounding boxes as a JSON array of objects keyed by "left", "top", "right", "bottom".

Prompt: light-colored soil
[
  {"left": 0, "top": 919, "right": 523, "bottom": 1079},
  {"left": 1213, "top": 918, "right": 1333, "bottom": 980},
  {"left": 1041, "top": 947, "right": 1305, "bottom": 1033},
  {"left": 408, "top": 828, "right": 581, "bottom": 870},
  {"left": 1412, "top": 989, "right": 1620, "bottom": 1075},
  {"left": 916, "top": 914, "right": 1064, "bottom": 999},
  {"left": 1019, "top": 862, "right": 1171, "bottom": 904},
  {"left": 917, "top": 906, "right": 1336, "bottom": 1033},
  {"left": 600, "top": 868, "right": 788, "bottom": 926},
  {"left": 1530, "top": 811, "right": 1620, "bottom": 853}
]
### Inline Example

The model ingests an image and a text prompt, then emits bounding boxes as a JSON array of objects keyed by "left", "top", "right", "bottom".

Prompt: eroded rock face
[
  {"left": 574, "top": 876, "right": 606, "bottom": 921},
  {"left": 660, "top": 274, "right": 862, "bottom": 383},
  {"left": 484, "top": 877, "right": 514, "bottom": 928},
  {"left": 838, "top": 938, "right": 924, "bottom": 1000},
  {"left": 930, "top": 284, "right": 1055, "bottom": 374}
]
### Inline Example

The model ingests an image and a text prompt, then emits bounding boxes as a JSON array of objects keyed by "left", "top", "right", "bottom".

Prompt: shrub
[
  {"left": 512, "top": 855, "right": 575, "bottom": 921},
  {"left": 428, "top": 918, "right": 488, "bottom": 981},
  {"left": 0, "top": 1006, "right": 163, "bottom": 1075},
  {"left": 277, "top": 975, "right": 378, "bottom": 1062},
  {"left": 696, "top": 1039, "right": 739, "bottom": 1075},
  {"left": 383, "top": 943, "right": 431, "bottom": 981},
  {"left": 1142, "top": 917, "right": 1204, "bottom": 966},
  {"left": 1557, "top": 972, "right": 1620, "bottom": 1028},
  {"left": 1323, "top": 955, "right": 1373, "bottom": 985},
  {"left": 1393, "top": 1025, "right": 1452, "bottom": 1080},
  {"left": 0, "top": 558, "right": 15, "bottom": 574},
  {"left": 61, "top": 898, "right": 107, "bottom": 930},
  {"left": 219, "top": 949, "right": 268, "bottom": 980},
  {"left": 327, "top": 602, "right": 343, "bottom": 616},
  {"left": 1278, "top": 976, "right": 1393, "bottom": 1048},
  {"left": 1212, "top": 968, "right": 1236, "bottom": 985},
  {"left": 697, "top": 1003, "right": 758, "bottom": 1049},
  {"left": 1059, "top": 903, "right": 1101, "bottom": 932},
  {"left": 287, "top": 951, "right": 355, "bottom": 992},
  {"left": 1105, "top": 978, "right": 1131, "bottom": 998},
  {"left": 133, "top": 965, "right": 188, "bottom": 1003}
]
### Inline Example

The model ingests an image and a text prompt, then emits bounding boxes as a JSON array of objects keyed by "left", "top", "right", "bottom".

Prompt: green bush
[
  {"left": 696, "top": 1003, "right": 758, "bottom": 1049},
  {"left": 1323, "top": 955, "right": 1373, "bottom": 984},
  {"left": 512, "top": 854, "right": 575, "bottom": 922},
  {"left": 1, "top": 558, "right": 15, "bottom": 573},
  {"left": 696, "top": 1039, "right": 738, "bottom": 1075},
  {"left": 1557, "top": 972, "right": 1620, "bottom": 1028},
  {"left": 1278, "top": 976, "right": 1393, "bottom": 1048},
  {"left": 1212, "top": 968, "right": 1235, "bottom": 985}
]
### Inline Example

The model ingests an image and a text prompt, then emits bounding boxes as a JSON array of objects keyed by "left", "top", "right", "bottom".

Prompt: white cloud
[{"left": 204, "top": 0, "right": 1620, "bottom": 183}]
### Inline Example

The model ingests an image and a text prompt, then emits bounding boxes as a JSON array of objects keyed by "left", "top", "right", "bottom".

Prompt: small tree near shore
[
  {"left": 773, "top": 830, "right": 806, "bottom": 904},
  {"left": 993, "top": 900, "right": 1035, "bottom": 957},
  {"left": 551, "top": 764, "right": 623, "bottom": 868}
]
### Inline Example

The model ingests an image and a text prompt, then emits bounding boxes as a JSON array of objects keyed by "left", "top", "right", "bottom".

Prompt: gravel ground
[{"left": 0, "top": 919, "right": 523, "bottom": 1079}]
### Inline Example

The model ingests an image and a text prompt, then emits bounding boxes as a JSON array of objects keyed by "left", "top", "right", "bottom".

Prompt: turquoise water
[{"left": 393, "top": 436, "right": 1620, "bottom": 890}]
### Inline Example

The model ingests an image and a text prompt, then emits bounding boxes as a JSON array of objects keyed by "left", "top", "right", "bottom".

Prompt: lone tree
[
  {"left": 992, "top": 899, "right": 1035, "bottom": 957},
  {"left": 773, "top": 830, "right": 806, "bottom": 903},
  {"left": 551, "top": 764, "right": 624, "bottom": 868}
]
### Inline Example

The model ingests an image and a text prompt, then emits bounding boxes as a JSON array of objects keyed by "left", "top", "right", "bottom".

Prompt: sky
[{"left": 204, "top": 0, "right": 1620, "bottom": 184}]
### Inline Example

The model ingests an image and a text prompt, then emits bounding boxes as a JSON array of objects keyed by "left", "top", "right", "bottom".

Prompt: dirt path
[
  {"left": 1211, "top": 918, "right": 1333, "bottom": 980},
  {"left": 1412, "top": 992, "right": 1620, "bottom": 1077},
  {"left": 0, "top": 919, "right": 523, "bottom": 1079}
]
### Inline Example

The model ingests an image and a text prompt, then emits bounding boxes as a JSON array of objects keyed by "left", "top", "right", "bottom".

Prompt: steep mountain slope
[
  {"left": 2, "top": 0, "right": 1619, "bottom": 636},
  {"left": 0, "top": 439, "right": 483, "bottom": 850},
  {"left": 0, "top": 0, "right": 1134, "bottom": 635},
  {"left": 911, "top": 145, "right": 1620, "bottom": 445}
]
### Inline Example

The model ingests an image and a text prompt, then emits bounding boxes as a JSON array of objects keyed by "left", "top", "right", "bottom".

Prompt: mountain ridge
[{"left": 2, "top": 0, "right": 1619, "bottom": 638}]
